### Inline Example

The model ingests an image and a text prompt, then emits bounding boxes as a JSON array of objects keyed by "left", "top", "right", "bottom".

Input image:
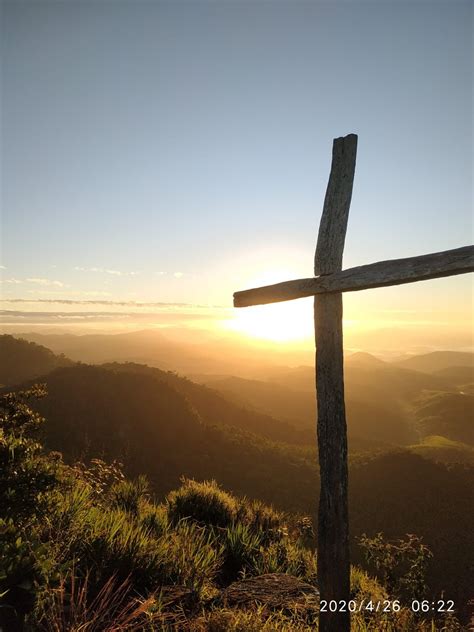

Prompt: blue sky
[{"left": 1, "top": 0, "right": 472, "bottom": 347}]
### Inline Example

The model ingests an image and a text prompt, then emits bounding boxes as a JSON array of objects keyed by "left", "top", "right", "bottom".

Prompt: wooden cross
[{"left": 233, "top": 133, "right": 474, "bottom": 632}]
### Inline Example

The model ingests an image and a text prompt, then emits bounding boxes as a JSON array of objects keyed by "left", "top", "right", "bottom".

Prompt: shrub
[
  {"left": 0, "top": 387, "right": 62, "bottom": 626},
  {"left": 159, "top": 521, "right": 223, "bottom": 593},
  {"left": 48, "top": 481, "right": 94, "bottom": 537},
  {"left": 0, "top": 518, "right": 53, "bottom": 624},
  {"left": 350, "top": 566, "right": 387, "bottom": 603},
  {"left": 218, "top": 523, "right": 264, "bottom": 583},
  {"left": 139, "top": 503, "right": 169, "bottom": 538},
  {"left": 167, "top": 479, "right": 238, "bottom": 528},
  {"left": 293, "top": 516, "right": 315, "bottom": 546},
  {"left": 250, "top": 539, "right": 316, "bottom": 584},
  {"left": 75, "top": 507, "right": 162, "bottom": 592},
  {"left": 109, "top": 476, "right": 150, "bottom": 515},
  {"left": 72, "top": 458, "right": 125, "bottom": 499},
  {"left": 70, "top": 507, "right": 221, "bottom": 596},
  {"left": 358, "top": 532, "right": 433, "bottom": 602},
  {"left": 0, "top": 387, "right": 60, "bottom": 523},
  {"left": 238, "top": 499, "right": 286, "bottom": 543}
]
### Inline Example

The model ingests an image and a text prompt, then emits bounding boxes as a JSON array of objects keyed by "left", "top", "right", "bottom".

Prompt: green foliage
[
  {"left": 109, "top": 475, "right": 150, "bottom": 515},
  {"left": 251, "top": 539, "right": 317, "bottom": 584},
  {"left": 76, "top": 507, "right": 164, "bottom": 591},
  {"left": 139, "top": 503, "right": 169, "bottom": 538},
  {"left": 167, "top": 478, "right": 238, "bottom": 528},
  {"left": 218, "top": 523, "right": 264, "bottom": 582},
  {"left": 358, "top": 532, "right": 433, "bottom": 602},
  {"left": 238, "top": 498, "right": 286, "bottom": 544},
  {"left": 0, "top": 387, "right": 63, "bottom": 623},
  {"left": 0, "top": 387, "right": 61, "bottom": 522},
  {"left": 72, "top": 458, "right": 125, "bottom": 498},
  {"left": 0, "top": 385, "right": 48, "bottom": 433},
  {"left": 350, "top": 566, "right": 387, "bottom": 603},
  {"left": 159, "top": 520, "right": 223, "bottom": 593},
  {"left": 0, "top": 517, "right": 52, "bottom": 620}
]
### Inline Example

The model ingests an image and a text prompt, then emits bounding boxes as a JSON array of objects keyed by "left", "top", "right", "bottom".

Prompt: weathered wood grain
[
  {"left": 314, "top": 134, "right": 358, "bottom": 276},
  {"left": 233, "top": 245, "right": 474, "bottom": 307},
  {"left": 313, "top": 134, "right": 356, "bottom": 632},
  {"left": 314, "top": 292, "right": 350, "bottom": 632}
]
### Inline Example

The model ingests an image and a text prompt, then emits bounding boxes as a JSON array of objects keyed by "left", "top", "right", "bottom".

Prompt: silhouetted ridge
[{"left": 0, "top": 334, "right": 73, "bottom": 386}]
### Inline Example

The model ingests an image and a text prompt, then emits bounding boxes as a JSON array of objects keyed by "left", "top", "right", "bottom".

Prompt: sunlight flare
[{"left": 229, "top": 300, "right": 314, "bottom": 342}]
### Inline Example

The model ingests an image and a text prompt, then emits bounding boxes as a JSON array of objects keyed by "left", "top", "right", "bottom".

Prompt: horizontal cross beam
[{"left": 234, "top": 245, "right": 474, "bottom": 307}]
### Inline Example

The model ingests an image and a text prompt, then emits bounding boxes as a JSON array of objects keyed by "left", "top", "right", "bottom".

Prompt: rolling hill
[
  {"left": 14, "top": 329, "right": 312, "bottom": 376},
  {"left": 430, "top": 365, "right": 474, "bottom": 388},
  {"left": 201, "top": 352, "right": 458, "bottom": 448},
  {"left": 408, "top": 435, "right": 474, "bottom": 465},
  {"left": 392, "top": 350, "right": 474, "bottom": 373},
  {"left": 3, "top": 334, "right": 471, "bottom": 457},
  {"left": 412, "top": 391, "right": 474, "bottom": 446},
  {"left": 201, "top": 373, "right": 408, "bottom": 448},
  {"left": 13, "top": 363, "right": 318, "bottom": 509},
  {"left": 102, "top": 361, "right": 315, "bottom": 446},
  {"left": 0, "top": 334, "right": 73, "bottom": 386}
]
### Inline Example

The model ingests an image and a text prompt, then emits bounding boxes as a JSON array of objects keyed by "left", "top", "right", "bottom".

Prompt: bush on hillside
[
  {"left": 109, "top": 475, "right": 150, "bottom": 515},
  {"left": 167, "top": 478, "right": 238, "bottom": 527},
  {"left": 358, "top": 532, "right": 433, "bottom": 602}
]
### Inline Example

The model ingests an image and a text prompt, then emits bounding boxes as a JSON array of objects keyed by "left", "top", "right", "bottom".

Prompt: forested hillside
[
  {"left": 0, "top": 334, "right": 72, "bottom": 386},
  {"left": 12, "top": 364, "right": 318, "bottom": 508}
]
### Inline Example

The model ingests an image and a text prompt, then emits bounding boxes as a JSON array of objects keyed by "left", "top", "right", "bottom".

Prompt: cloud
[
  {"left": 1, "top": 278, "right": 23, "bottom": 284},
  {"left": 74, "top": 266, "right": 138, "bottom": 276},
  {"left": 0, "top": 307, "right": 226, "bottom": 325},
  {"left": 27, "top": 290, "right": 113, "bottom": 298},
  {"left": 1, "top": 277, "right": 67, "bottom": 287},
  {"left": 1, "top": 298, "right": 221, "bottom": 308},
  {"left": 0, "top": 265, "right": 6, "bottom": 270},
  {"left": 26, "top": 278, "right": 65, "bottom": 287},
  {"left": 173, "top": 272, "right": 184, "bottom": 278}
]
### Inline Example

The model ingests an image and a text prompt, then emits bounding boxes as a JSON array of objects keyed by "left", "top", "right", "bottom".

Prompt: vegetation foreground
[{"left": 0, "top": 388, "right": 465, "bottom": 631}]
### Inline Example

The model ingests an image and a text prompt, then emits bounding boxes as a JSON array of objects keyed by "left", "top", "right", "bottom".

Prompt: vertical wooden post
[{"left": 314, "top": 134, "right": 357, "bottom": 632}]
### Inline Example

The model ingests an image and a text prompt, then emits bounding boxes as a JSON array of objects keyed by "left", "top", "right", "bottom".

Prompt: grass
[{"left": 167, "top": 478, "right": 239, "bottom": 528}]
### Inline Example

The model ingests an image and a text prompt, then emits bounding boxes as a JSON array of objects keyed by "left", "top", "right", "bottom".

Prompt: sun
[
  {"left": 228, "top": 300, "right": 314, "bottom": 342},
  {"left": 225, "top": 268, "right": 314, "bottom": 343}
]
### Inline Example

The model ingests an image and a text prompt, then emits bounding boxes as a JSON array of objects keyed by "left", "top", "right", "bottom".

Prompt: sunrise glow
[{"left": 227, "top": 299, "right": 313, "bottom": 342}]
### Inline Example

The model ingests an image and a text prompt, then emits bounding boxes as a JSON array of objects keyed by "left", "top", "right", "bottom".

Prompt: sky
[{"left": 1, "top": 0, "right": 473, "bottom": 352}]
